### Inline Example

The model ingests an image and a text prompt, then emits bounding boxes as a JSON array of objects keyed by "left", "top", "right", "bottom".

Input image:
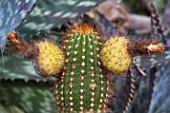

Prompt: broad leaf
[
  {"left": 0, "top": 56, "right": 54, "bottom": 81},
  {"left": 95, "top": 11, "right": 116, "bottom": 40},
  {"left": 0, "top": 103, "right": 24, "bottom": 113},
  {"left": 0, "top": 80, "right": 55, "bottom": 113},
  {"left": 149, "top": 62, "right": 170, "bottom": 113},
  {"left": 134, "top": 49, "right": 170, "bottom": 69},
  {"left": 114, "top": 64, "right": 141, "bottom": 113},
  {"left": 0, "top": 0, "right": 37, "bottom": 45},
  {"left": 127, "top": 68, "right": 156, "bottom": 113},
  {"left": 162, "top": 0, "right": 170, "bottom": 30},
  {"left": 18, "top": 0, "right": 104, "bottom": 36}
]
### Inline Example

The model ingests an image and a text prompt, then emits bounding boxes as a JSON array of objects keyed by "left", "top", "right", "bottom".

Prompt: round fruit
[
  {"left": 35, "top": 40, "right": 65, "bottom": 76},
  {"left": 100, "top": 36, "right": 132, "bottom": 73}
]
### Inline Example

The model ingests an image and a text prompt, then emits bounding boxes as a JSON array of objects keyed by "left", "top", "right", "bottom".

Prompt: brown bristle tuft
[
  {"left": 7, "top": 31, "right": 35, "bottom": 59},
  {"left": 128, "top": 39, "right": 164, "bottom": 56},
  {"left": 70, "top": 23, "right": 97, "bottom": 34},
  {"left": 7, "top": 31, "right": 21, "bottom": 48}
]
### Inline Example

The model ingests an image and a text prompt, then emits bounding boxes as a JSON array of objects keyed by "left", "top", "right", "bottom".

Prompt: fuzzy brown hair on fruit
[{"left": 7, "top": 31, "right": 35, "bottom": 58}]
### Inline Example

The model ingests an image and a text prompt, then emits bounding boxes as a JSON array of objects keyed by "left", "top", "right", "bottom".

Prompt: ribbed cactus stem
[{"left": 56, "top": 24, "right": 108, "bottom": 112}]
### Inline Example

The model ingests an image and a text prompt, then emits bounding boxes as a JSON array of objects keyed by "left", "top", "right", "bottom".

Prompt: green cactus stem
[{"left": 55, "top": 24, "right": 108, "bottom": 113}]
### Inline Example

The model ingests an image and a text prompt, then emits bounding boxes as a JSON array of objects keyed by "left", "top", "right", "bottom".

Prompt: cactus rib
[{"left": 56, "top": 24, "right": 108, "bottom": 113}]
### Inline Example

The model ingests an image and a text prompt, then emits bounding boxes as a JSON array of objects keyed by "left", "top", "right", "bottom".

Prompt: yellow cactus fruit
[
  {"left": 35, "top": 40, "right": 65, "bottom": 76},
  {"left": 100, "top": 36, "right": 132, "bottom": 73}
]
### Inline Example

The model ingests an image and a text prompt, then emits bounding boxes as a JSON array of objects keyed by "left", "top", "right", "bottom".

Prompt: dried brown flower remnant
[
  {"left": 7, "top": 31, "right": 34, "bottom": 58},
  {"left": 128, "top": 40, "right": 164, "bottom": 56},
  {"left": 147, "top": 43, "right": 164, "bottom": 56}
]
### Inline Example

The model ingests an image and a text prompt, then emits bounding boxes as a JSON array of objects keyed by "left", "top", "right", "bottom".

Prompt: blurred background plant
[{"left": 0, "top": 0, "right": 170, "bottom": 113}]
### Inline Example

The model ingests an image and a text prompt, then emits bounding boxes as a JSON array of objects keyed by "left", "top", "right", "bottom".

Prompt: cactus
[
  {"left": 55, "top": 24, "right": 108, "bottom": 112},
  {"left": 1, "top": 0, "right": 170, "bottom": 113}
]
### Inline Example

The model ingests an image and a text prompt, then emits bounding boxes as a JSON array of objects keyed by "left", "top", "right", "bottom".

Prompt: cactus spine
[{"left": 55, "top": 24, "right": 108, "bottom": 112}]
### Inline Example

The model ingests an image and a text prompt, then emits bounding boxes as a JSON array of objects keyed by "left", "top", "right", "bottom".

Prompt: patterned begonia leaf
[
  {"left": 0, "top": 0, "right": 37, "bottom": 45},
  {"left": 18, "top": 0, "right": 104, "bottom": 36},
  {"left": 0, "top": 80, "right": 55, "bottom": 113},
  {"left": 149, "top": 62, "right": 170, "bottom": 113},
  {"left": 134, "top": 49, "right": 170, "bottom": 69},
  {"left": 0, "top": 55, "right": 54, "bottom": 81},
  {"left": 0, "top": 103, "right": 25, "bottom": 113}
]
